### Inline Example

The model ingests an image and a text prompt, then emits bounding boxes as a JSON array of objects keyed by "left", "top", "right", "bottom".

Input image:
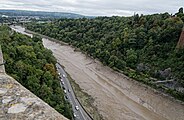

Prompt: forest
[
  {"left": 0, "top": 25, "right": 73, "bottom": 119},
  {"left": 26, "top": 8, "right": 184, "bottom": 101}
]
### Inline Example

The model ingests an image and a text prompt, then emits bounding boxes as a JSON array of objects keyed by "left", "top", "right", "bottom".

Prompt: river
[{"left": 10, "top": 25, "right": 184, "bottom": 120}]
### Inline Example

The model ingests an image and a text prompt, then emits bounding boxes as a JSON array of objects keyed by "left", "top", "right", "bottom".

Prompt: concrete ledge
[{"left": 0, "top": 74, "right": 68, "bottom": 120}]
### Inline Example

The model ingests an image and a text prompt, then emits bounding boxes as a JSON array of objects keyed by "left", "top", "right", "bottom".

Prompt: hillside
[
  {"left": 0, "top": 9, "right": 85, "bottom": 18},
  {"left": 0, "top": 25, "right": 73, "bottom": 119},
  {"left": 26, "top": 8, "right": 184, "bottom": 101}
]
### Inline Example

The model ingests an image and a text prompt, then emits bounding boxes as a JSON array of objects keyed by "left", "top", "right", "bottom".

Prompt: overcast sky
[{"left": 0, "top": 0, "right": 183, "bottom": 16}]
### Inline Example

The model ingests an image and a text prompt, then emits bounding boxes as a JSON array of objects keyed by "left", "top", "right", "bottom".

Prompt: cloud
[{"left": 0, "top": 0, "right": 183, "bottom": 16}]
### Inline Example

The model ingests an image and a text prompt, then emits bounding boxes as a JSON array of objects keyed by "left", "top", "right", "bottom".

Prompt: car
[
  {"left": 62, "top": 86, "right": 65, "bottom": 90},
  {"left": 73, "top": 113, "right": 77, "bottom": 118},
  {"left": 62, "top": 74, "right": 66, "bottom": 77},
  {"left": 61, "top": 81, "right": 64, "bottom": 85},
  {"left": 65, "top": 95, "right": 68, "bottom": 99},
  {"left": 60, "top": 79, "right": 63, "bottom": 82},
  {"left": 75, "top": 106, "right": 79, "bottom": 110},
  {"left": 68, "top": 89, "right": 71, "bottom": 93},
  {"left": 58, "top": 72, "right": 60, "bottom": 75},
  {"left": 64, "top": 90, "right": 67, "bottom": 94}
]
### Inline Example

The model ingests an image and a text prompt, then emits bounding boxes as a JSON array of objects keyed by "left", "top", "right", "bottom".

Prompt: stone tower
[{"left": 176, "top": 27, "right": 184, "bottom": 49}]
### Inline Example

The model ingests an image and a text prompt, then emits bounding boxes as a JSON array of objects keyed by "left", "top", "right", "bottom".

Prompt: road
[{"left": 56, "top": 63, "right": 92, "bottom": 120}]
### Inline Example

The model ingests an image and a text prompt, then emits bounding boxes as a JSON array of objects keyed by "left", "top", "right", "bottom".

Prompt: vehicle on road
[
  {"left": 75, "top": 106, "right": 79, "bottom": 110},
  {"left": 60, "top": 79, "right": 63, "bottom": 82},
  {"left": 68, "top": 89, "right": 71, "bottom": 93},
  {"left": 65, "top": 95, "right": 68, "bottom": 99},
  {"left": 62, "top": 74, "right": 66, "bottom": 77},
  {"left": 64, "top": 90, "right": 67, "bottom": 94},
  {"left": 61, "top": 81, "right": 64, "bottom": 85},
  {"left": 73, "top": 113, "right": 77, "bottom": 118}
]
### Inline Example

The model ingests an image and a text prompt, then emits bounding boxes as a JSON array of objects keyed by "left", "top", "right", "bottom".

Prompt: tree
[
  {"left": 112, "top": 37, "right": 122, "bottom": 50},
  {"left": 27, "top": 75, "right": 40, "bottom": 94},
  {"left": 42, "top": 71, "right": 53, "bottom": 87},
  {"left": 179, "top": 7, "right": 183, "bottom": 14},
  {"left": 126, "top": 49, "right": 138, "bottom": 68},
  {"left": 175, "top": 7, "right": 184, "bottom": 18},
  {"left": 44, "top": 63, "right": 57, "bottom": 77}
]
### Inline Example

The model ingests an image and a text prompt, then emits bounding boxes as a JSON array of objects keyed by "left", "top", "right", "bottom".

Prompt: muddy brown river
[
  {"left": 42, "top": 38, "right": 184, "bottom": 120},
  {"left": 10, "top": 26, "right": 184, "bottom": 120}
]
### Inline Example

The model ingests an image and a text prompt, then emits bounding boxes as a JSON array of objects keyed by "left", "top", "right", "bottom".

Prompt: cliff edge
[{"left": 176, "top": 27, "right": 184, "bottom": 49}]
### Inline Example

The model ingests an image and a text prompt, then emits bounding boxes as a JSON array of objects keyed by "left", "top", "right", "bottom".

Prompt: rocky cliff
[{"left": 176, "top": 28, "right": 184, "bottom": 49}]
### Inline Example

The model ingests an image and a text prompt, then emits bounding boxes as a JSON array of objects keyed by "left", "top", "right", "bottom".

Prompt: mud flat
[
  {"left": 10, "top": 25, "right": 33, "bottom": 38},
  {"left": 42, "top": 38, "right": 184, "bottom": 120}
]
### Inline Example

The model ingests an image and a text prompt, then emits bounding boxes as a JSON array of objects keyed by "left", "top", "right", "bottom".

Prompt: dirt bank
[{"left": 43, "top": 38, "right": 184, "bottom": 120}]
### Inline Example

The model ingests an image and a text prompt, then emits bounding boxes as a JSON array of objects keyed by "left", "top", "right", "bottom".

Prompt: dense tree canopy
[
  {"left": 0, "top": 26, "right": 72, "bottom": 119},
  {"left": 26, "top": 8, "right": 184, "bottom": 101}
]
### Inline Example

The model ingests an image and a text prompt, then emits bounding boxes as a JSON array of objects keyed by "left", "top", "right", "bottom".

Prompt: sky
[{"left": 0, "top": 0, "right": 183, "bottom": 16}]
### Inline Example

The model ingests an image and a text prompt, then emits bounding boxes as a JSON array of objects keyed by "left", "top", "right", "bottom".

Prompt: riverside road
[{"left": 56, "top": 63, "right": 91, "bottom": 120}]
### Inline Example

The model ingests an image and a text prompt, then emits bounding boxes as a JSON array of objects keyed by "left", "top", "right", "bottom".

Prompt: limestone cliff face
[
  {"left": 0, "top": 46, "right": 5, "bottom": 74},
  {"left": 0, "top": 49, "right": 68, "bottom": 120},
  {"left": 176, "top": 28, "right": 184, "bottom": 49}
]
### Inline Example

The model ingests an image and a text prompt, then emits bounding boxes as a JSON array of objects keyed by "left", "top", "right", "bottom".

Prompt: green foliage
[
  {"left": 0, "top": 26, "right": 72, "bottom": 119},
  {"left": 175, "top": 7, "right": 184, "bottom": 22},
  {"left": 126, "top": 49, "right": 137, "bottom": 68},
  {"left": 26, "top": 9, "right": 184, "bottom": 101}
]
